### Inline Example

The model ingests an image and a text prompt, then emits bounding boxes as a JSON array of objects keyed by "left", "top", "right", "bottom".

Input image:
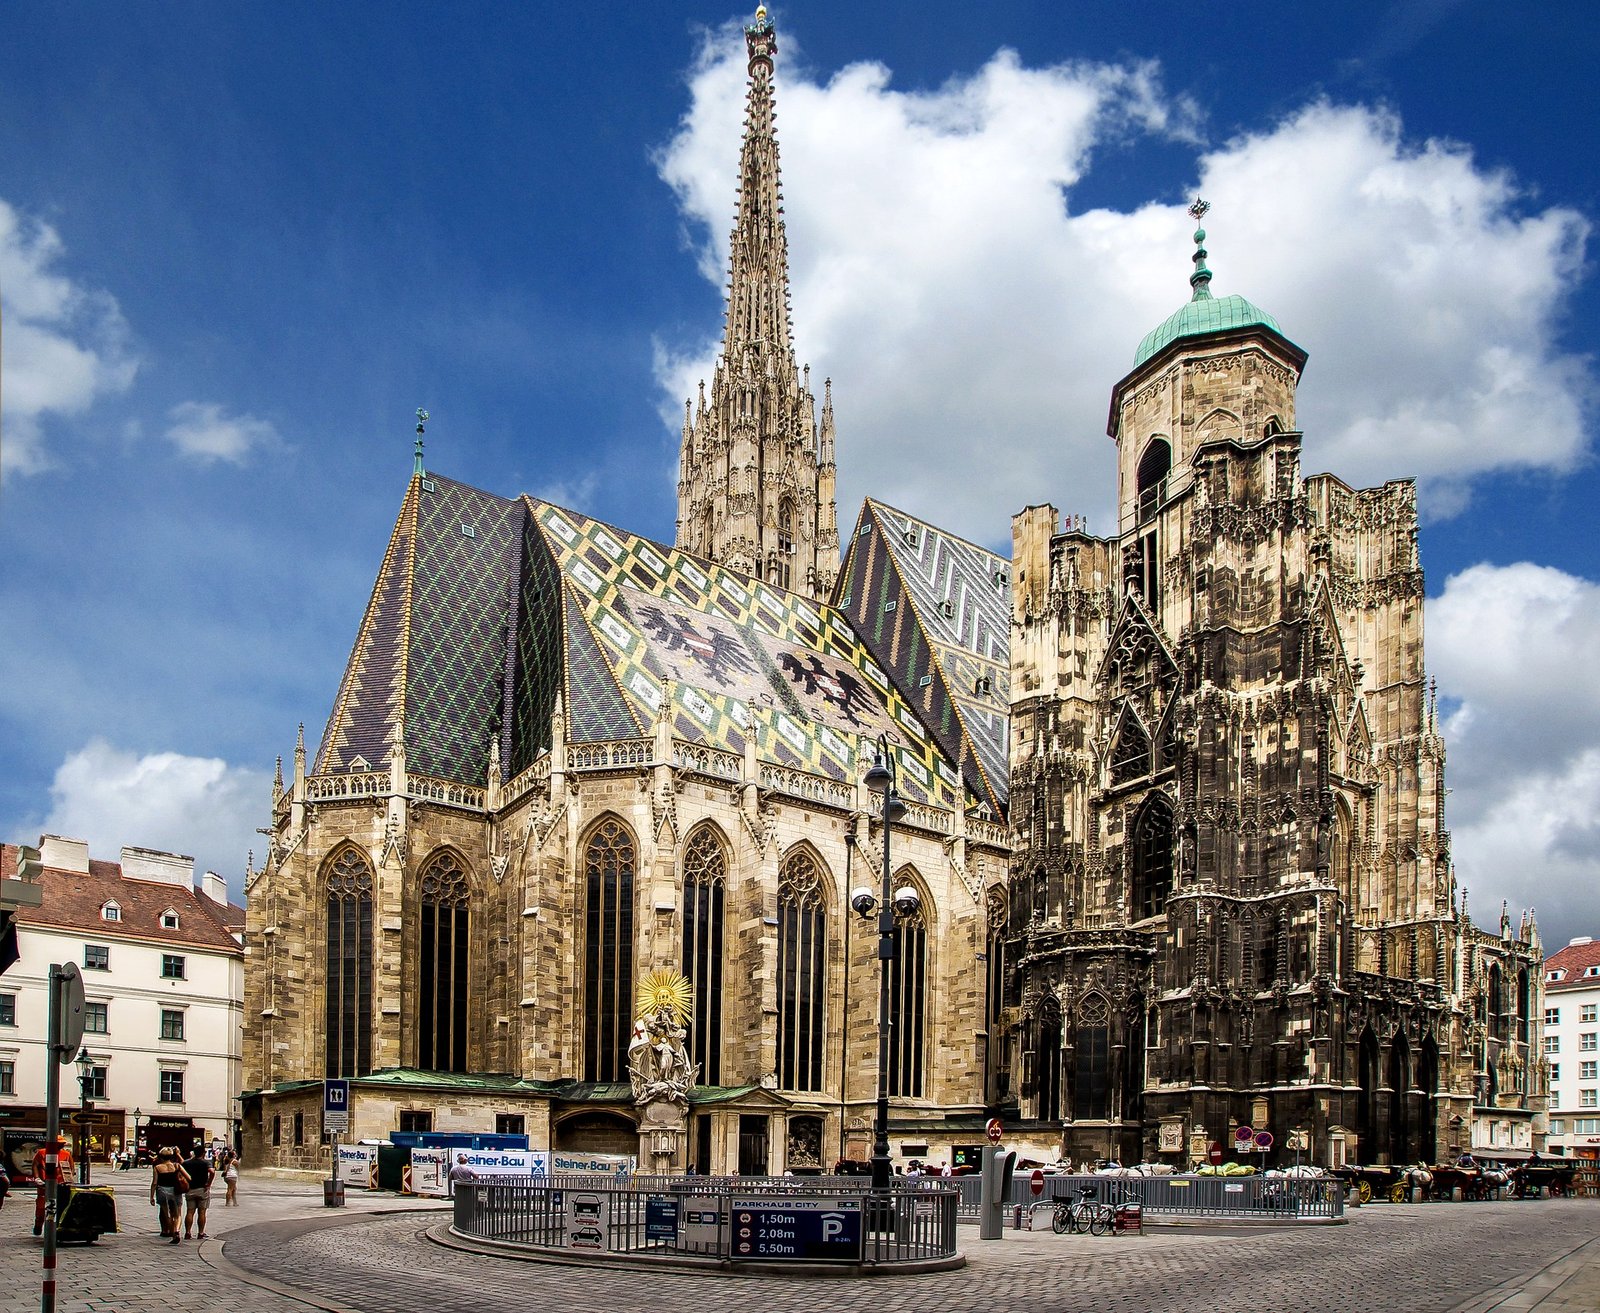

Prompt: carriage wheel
[
  {"left": 1389, "top": 1182, "right": 1408, "bottom": 1204},
  {"left": 1357, "top": 1181, "right": 1373, "bottom": 1204}
]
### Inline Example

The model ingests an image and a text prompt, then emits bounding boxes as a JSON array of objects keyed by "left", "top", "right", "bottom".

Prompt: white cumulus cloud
[
  {"left": 164, "top": 401, "right": 283, "bottom": 465},
  {"left": 654, "top": 27, "right": 1592, "bottom": 542},
  {"left": 0, "top": 199, "right": 138, "bottom": 475},
  {"left": 1430, "top": 563, "right": 1600, "bottom": 951},
  {"left": 34, "top": 740, "right": 270, "bottom": 897}
]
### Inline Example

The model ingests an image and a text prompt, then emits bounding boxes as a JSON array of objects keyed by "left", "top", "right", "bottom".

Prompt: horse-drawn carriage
[
  {"left": 1510, "top": 1160, "right": 1578, "bottom": 1199},
  {"left": 1419, "top": 1160, "right": 1510, "bottom": 1201},
  {"left": 1332, "top": 1163, "right": 1414, "bottom": 1203}
]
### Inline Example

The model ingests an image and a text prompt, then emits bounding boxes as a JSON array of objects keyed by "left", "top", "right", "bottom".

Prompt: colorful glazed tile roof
[
  {"left": 530, "top": 501, "right": 965, "bottom": 808},
  {"left": 834, "top": 500, "right": 1012, "bottom": 815},
  {"left": 314, "top": 473, "right": 969, "bottom": 809}
]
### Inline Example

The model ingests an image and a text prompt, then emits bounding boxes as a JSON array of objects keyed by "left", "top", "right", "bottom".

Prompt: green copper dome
[
  {"left": 1132, "top": 204, "right": 1295, "bottom": 368},
  {"left": 1133, "top": 292, "right": 1285, "bottom": 367}
]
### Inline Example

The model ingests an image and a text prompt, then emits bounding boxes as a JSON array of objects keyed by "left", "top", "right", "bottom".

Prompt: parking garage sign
[{"left": 729, "top": 1196, "right": 863, "bottom": 1262}]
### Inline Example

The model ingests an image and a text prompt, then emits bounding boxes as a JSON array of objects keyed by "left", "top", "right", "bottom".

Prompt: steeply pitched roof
[
  {"left": 834, "top": 500, "right": 1011, "bottom": 814},
  {"left": 530, "top": 501, "right": 965, "bottom": 808},
  {"left": 0, "top": 844, "right": 242, "bottom": 955},
  {"left": 311, "top": 473, "right": 970, "bottom": 809}
]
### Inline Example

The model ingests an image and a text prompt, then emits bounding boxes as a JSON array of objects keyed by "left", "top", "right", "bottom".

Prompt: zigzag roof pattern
[
  {"left": 314, "top": 472, "right": 968, "bottom": 809},
  {"left": 835, "top": 499, "right": 1012, "bottom": 815}
]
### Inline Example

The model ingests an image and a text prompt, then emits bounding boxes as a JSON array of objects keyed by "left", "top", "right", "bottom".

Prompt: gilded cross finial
[
  {"left": 414, "top": 407, "right": 429, "bottom": 475},
  {"left": 1188, "top": 198, "right": 1214, "bottom": 302}
]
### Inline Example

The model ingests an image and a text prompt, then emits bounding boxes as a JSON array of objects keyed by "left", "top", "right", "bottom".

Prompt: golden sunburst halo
[{"left": 636, "top": 968, "right": 694, "bottom": 1025}]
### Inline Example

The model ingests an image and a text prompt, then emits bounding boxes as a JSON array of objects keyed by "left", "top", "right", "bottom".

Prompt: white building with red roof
[
  {"left": 0, "top": 835, "right": 244, "bottom": 1172},
  {"left": 1542, "top": 935, "right": 1600, "bottom": 1161}
]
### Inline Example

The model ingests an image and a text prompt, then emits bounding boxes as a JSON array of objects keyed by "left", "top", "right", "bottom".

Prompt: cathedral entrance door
[{"left": 738, "top": 1114, "right": 769, "bottom": 1176}]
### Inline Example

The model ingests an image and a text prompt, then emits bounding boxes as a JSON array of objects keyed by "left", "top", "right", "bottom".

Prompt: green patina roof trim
[{"left": 1132, "top": 202, "right": 1297, "bottom": 368}]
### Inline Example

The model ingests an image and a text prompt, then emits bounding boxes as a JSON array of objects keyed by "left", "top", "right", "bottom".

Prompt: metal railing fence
[
  {"left": 453, "top": 1175, "right": 960, "bottom": 1265},
  {"left": 952, "top": 1173, "right": 1343, "bottom": 1222}
]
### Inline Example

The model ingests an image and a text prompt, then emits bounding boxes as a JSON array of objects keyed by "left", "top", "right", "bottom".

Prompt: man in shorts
[{"left": 180, "top": 1143, "right": 213, "bottom": 1239}]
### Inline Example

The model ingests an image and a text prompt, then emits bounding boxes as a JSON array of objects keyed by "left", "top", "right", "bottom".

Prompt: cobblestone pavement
[
  {"left": 0, "top": 1172, "right": 444, "bottom": 1313},
  {"left": 4, "top": 1178, "right": 1596, "bottom": 1313},
  {"left": 219, "top": 1198, "right": 1598, "bottom": 1313}
]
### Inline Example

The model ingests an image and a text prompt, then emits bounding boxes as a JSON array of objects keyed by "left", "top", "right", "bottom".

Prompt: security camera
[
  {"left": 892, "top": 885, "right": 921, "bottom": 917},
  {"left": 850, "top": 888, "right": 878, "bottom": 916}
]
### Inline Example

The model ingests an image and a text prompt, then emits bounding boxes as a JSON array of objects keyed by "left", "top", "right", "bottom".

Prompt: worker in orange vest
[{"left": 31, "top": 1136, "right": 73, "bottom": 1236}]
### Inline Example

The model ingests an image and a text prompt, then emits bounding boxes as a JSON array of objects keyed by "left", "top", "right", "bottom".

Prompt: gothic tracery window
[
  {"left": 681, "top": 825, "right": 727, "bottom": 1085},
  {"left": 889, "top": 868, "right": 928, "bottom": 1098},
  {"left": 584, "top": 817, "right": 636, "bottom": 1082},
  {"left": 777, "top": 848, "right": 828, "bottom": 1091},
  {"left": 417, "top": 850, "right": 470, "bottom": 1072},
  {"left": 324, "top": 847, "right": 374, "bottom": 1078},
  {"left": 775, "top": 497, "right": 795, "bottom": 590},
  {"left": 1131, "top": 794, "right": 1175, "bottom": 922},
  {"left": 1073, "top": 992, "right": 1111, "bottom": 1121},
  {"left": 1110, "top": 713, "right": 1151, "bottom": 785}
]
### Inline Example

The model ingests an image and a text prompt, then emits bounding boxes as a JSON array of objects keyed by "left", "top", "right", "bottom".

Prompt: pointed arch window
[
  {"left": 889, "top": 869, "right": 928, "bottom": 1098},
  {"left": 1110, "top": 713, "right": 1151, "bottom": 785},
  {"left": 418, "top": 851, "right": 470, "bottom": 1073},
  {"left": 681, "top": 825, "right": 727, "bottom": 1085},
  {"left": 325, "top": 847, "right": 374, "bottom": 1078},
  {"left": 1073, "top": 992, "right": 1111, "bottom": 1121},
  {"left": 1131, "top": 795, "right": 1175, "bottom": 922},
  {"left": 1037, "top": 995, "right": 1063, "bottom": 1123},
  {"left": 775, "top": 497, "right": 795, "bottom": 590},
  {"left": 584, "top": 818, "right": 636, "bottom": 1082},
  {"left": 777, "top": 848, "right": 827, "bottom": 1092}
]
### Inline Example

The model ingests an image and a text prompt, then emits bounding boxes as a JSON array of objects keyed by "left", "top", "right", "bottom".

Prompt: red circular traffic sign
[
  {"left": 1233, "top": 1125, "right": 1254, "bottom": 1144},
  {"left": 1253, "top": 1131, "right": 1274, "bottom": 1151},
  {"left": 1208, "top": 1141, "right": 1224, "bottom": 1165},
  {"left": 1030, "top": 1168, "right": 1045, "bottom": 1196},
  {"left": 985, "top": 1117, "right": 1003, "bottom": 1145}
]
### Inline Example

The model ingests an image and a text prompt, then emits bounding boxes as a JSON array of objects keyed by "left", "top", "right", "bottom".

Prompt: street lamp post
[
  {"left": 132, "top": 1107, "right": 143, "bottom": 1169},
  {"left": 74, "top": 1047, "right": 94, "bottom": 1185},
  {"left": 854, "top": 734, "right": 917, "bottom": 1198}
]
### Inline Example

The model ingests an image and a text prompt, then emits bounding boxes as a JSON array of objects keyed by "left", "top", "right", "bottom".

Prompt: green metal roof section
[{"left": 1132, "top": 201, "right": 1297, "bottom": 367}]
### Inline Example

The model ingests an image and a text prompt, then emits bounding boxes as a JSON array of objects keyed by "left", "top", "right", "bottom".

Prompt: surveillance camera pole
[{"left": 862, "top": 734, "right": 903, "bottom": 1198}]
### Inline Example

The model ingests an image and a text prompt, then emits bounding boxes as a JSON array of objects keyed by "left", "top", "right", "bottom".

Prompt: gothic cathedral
[{"left": 243, "top": 10, "right": 1544, "bottom": 1173}]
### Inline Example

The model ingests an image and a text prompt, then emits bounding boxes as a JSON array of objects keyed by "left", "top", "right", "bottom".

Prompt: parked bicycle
[{"left": 1052, "top": 1186, "right": 1114, "bottom": 1235}]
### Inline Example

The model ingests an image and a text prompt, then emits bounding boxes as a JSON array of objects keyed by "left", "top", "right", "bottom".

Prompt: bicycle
[{"left": 1051, "top": 1186, "right": 1113, "bottom": 1235}]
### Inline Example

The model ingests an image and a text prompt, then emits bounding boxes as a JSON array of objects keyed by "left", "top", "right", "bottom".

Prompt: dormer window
[
  {"left": 101, "top": 902, "right": 121, "bottom": 923},
  {"left": 161, "top": 910, "right": 180, "bottom": 930},
  {"left": 1586, "top": 966, "right": 1600, "bottom": 978},
  {"left": 1549, "top": 970, "right": 1567, "bottom": 981}
]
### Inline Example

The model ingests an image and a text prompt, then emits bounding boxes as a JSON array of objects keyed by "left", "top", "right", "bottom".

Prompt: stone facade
[
  {"left": 675, "top": 9, "right": 839, "bottom": 602},
  {"left": 242, "top": 15, "right": 1543, "bottom": 1177},
  {"left": 999, "top": 255, "right": 1544, "bottom": 1167}
]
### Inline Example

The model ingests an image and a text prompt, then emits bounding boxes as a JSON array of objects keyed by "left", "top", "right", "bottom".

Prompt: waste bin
[{"left": 323, "top": 1178, "right": 345, "bottom": 1208}]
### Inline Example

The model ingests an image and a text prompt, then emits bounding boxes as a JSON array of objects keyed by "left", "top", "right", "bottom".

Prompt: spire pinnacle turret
[
  {"left": 414, "top": 408, "right": 429, "bottom": 476},
  {"left": 674, "top": 7, "right": 840, "bottom": 602},
  {"left": 1187, "top": 198, "right": 1213, "bottom": 302}
]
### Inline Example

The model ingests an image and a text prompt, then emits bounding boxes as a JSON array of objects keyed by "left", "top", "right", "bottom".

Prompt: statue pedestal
[{"left": 638, "top": 1098, "right": 687, "bottom": 1174}]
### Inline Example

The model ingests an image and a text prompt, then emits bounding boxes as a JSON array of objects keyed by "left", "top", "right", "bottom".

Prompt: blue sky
[{"left": 2, "top": 2, "right": 1597, "bottom": 946}]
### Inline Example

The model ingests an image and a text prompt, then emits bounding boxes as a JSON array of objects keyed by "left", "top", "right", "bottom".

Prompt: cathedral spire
[
  {"left": 674, "top": 6, "right": 840, "bottom": 603},
  {"left": 721, "top": 5, "right": 794, "bottom": 362},
  {"left": 1187, "top": 198, "right": 1214, "bottom": 302}
]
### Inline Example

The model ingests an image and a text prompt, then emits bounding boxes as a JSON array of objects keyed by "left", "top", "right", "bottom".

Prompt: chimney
[
  {"left": 119, "top": 846, "right": 195, "bottom": 889},
  {"left": 40, "top": 835, "right": 91, "bottom": 875},
  {"left": 202, "top": 871, "right": 229, "bottom": 906}
]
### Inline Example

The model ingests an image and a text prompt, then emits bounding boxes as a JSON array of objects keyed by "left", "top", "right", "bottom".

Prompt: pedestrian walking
[
  {"left": 150, "top": 1146, "right": 187, "bottom": 1242},
  {"left": 219, "top": 1148, "right": 240, "bottom": 1205},
  {"left": 32, "top": 1136, "right": 73, "bottom": 1236},
  {"left": 180, "top": 1144, "right": 213, "bottom": 1239}
]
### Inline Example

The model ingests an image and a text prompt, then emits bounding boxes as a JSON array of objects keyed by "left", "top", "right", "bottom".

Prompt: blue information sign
[
  {"left": 645, "top": 1196, "right": 680, "bottom": 1242},
  {"left": 323, "top": 1078, "right": 349, "bottom": 1133},
  {"left": 729, "top": 1196, "right": 863, "bottom": 1262}
]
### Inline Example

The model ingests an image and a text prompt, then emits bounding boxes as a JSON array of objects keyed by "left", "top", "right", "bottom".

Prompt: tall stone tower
[{"left": 675, "top": 6, "right": 839, "bottom": 601}]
